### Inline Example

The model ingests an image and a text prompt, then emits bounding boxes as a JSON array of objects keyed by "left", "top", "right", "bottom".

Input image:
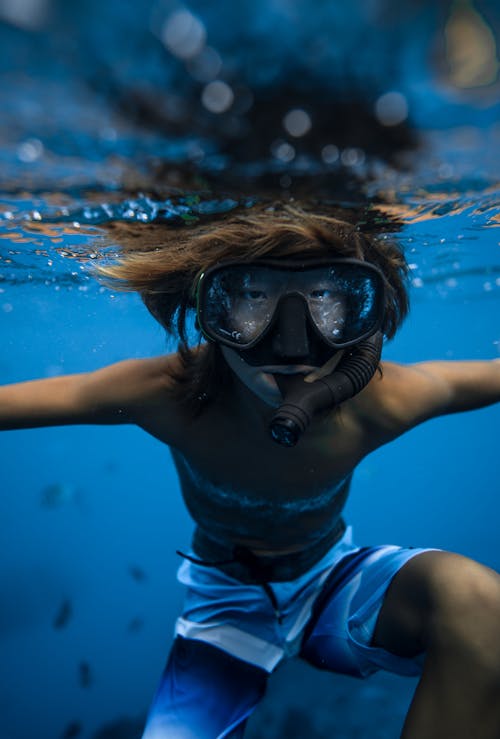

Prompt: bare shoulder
[
  {"left": 347, "top": 356, "right": 500, "bottom": 447},
  {"left": 346, "top": 360, "right": 453, "bottom": 440},
  {"left": 83, "top": 353, "right": 179, "bottom": 392},
  {"left": 79, "top": 352, "right": 185, "bottom": 424}
]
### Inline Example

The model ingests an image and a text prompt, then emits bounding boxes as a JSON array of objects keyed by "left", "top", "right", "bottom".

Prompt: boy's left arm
[
  {"left": 416, "top": 358, "right": 500, "bottom": 413},
  {"left": 361, "top": 359, "right": 500, "bottom": 435}
]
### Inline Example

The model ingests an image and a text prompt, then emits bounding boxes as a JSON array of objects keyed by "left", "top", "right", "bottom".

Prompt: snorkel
[{"left": 269, "top": 332, "right": 383, "bottom": 446}]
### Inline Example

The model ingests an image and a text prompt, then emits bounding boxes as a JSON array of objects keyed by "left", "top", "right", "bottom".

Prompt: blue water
[{"left": 1, "top": 1, "right": 499, "bottom": 737}]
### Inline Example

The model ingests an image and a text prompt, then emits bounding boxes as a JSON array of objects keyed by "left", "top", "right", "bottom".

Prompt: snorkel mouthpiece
[
  {"left": 269, "top": 333, "right": 383, "bottom": 447},
  {"left": 270, "top": 375, "right": 333, "bottom": 446}
]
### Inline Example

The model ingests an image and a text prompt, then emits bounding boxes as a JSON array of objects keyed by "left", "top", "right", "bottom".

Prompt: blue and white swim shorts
[{"left": 142, "top": 527, "right": 433, "bottom": 739}]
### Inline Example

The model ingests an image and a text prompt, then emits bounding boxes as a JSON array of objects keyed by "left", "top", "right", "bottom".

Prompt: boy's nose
[{"left": 272, "top": 294, "right": 310, "bottom": 359}]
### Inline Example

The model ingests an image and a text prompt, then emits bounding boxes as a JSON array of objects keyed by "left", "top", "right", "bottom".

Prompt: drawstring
[
  {"left": 176, "top": 550, "right": 235, "bottom": 567},
  {"left": 233, "top": 546, "right": 283, "bottom": 624},
  {"left": 176, "top": 547, "right": 283, "bottom": 624},
  {"left": 262, "top": 583, "right": 282, "bottom": 623}
]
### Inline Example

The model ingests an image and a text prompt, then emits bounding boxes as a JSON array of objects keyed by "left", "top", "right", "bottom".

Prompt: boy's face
[
  {"left": 197, "top": 257, "right": 385, "bottom": 405},
  {"left": 218, "top": 272, "right": 346, "bottom": 404}
]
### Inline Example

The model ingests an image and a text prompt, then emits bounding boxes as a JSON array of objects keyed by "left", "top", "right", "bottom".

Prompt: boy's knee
[
  {"left": 424, "top": 553, "right": 500, "bottom": 673},
  {"left": 375, "top": 551, "right": 500, "bottom": 669}
]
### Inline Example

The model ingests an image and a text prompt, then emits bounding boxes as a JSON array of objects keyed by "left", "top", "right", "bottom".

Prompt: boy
[{"left": 2, "top": 205, "right": 500, "bottom": 738}]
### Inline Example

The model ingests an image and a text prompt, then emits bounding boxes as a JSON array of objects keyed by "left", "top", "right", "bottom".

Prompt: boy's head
[{"left": 98, "top": 203, "right": 409, "bottom": 410}]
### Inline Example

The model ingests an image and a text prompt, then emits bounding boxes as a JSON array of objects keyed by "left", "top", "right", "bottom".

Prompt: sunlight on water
[{"left": 1, "top": 141, "right": 498, "bottom": 302}]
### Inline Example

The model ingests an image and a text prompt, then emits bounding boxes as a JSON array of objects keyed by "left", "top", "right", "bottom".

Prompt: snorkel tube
[{"left": 269, "top": 332, "right": 383, "bottom": 447}]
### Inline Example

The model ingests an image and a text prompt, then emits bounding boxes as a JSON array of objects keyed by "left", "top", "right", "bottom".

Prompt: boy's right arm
[{"left": 0, "top": 356, "right": 177, "bottom": 431}]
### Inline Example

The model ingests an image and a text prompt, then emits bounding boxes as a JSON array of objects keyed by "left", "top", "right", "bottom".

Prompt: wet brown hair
[{"left": 96, "top": 202, "right": 409, "bottom": 414}]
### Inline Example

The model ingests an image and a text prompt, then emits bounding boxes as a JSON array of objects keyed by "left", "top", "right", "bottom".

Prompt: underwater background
[{"left": 0, "top": 0, "right": 499, "bottom": 737}]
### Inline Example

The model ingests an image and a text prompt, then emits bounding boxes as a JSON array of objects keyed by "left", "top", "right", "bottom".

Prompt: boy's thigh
[
  {"left": 142, "top": 636, "right": 268, "bottom": 739},
  {"left": 373, "top": 549, "right": 500, "bottom": 658},
  {"left": 301, "top": 545, "right": 435, "bottom": 678}
]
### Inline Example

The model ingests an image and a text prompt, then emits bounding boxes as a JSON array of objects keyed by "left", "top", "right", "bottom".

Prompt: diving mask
[{"left": 195, "top": 258, "right": 386, "bottom": 359}]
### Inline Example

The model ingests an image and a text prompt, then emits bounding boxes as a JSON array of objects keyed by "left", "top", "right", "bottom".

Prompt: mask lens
[
  {"left": 305, "top": 265, "right": 382, "bottom": 345},
  {"left": 200, "top": 265, "right": 280, "bottom": 345}
]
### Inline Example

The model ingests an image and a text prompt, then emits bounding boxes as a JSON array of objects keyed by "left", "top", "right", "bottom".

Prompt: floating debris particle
[
  {"left": 61, "top": 720, "right": 83, "bottom": 738},
  {"left": 79, "top": 661, "right": 93, "bottom": 688},
  {"left": 127, "top": 617, "right": 144, "bottom": 633},
  {"left": 102, "top": 460, "right": 119, "bottom": 474},
  {"left": 41, "top": 482, "right": 79, "bottom": 509},
  {"left": 53, "top": 599, "right": 73, "bottom": 630},
  {"left": 128, "top": 565, "right": 148, "bottom": 583}
]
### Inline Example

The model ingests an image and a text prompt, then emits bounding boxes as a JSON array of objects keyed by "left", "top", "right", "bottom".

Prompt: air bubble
[
  {"left": 321, "top": 145, "right": 339, "bottom": 164},
  {"left": 161, "top": 10, "right": 206, "bottom": 60},
  {"left": 17, "top": 138, "right": 44, "bottom": 163},
  {"left": 271, "top": 140, "right": 295, "bottom": 163},
  {"left": 201, "top": 81, "right": 234, "bottom": 113},
  {"left": 187, "top": 46, "right": 222, "bottom": 82},
  {"left": 341, "top": 148, "right": 365, "bottom": 166},
  {"left": 374, "top": 92, "right": 408, "bottom": 126},
  {"left": 283, "top": 109, "right": 312, "bottom": 138},
  {"left": 100, "top": 127, "right": 118, "bottom": 142},
  {"left": 439, "top": 163, "right": 454, "bottom": 179}
]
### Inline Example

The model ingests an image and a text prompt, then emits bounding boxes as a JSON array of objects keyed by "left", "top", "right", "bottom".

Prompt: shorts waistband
[{"left": 188, "top": 518, "right": 347, "bottom": 583}]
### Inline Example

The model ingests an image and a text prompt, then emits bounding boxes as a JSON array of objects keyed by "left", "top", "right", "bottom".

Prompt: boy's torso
[{"left": 134, "top": 356, "right": 388, "bottom": 556}]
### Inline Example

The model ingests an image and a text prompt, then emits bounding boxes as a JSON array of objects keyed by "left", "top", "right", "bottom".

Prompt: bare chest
[
  {"left": 175, "top": 402, "right": 362, "bottom": 498},
  {"left": 169, "top": 402, "right": 367, "bottom": 547}
]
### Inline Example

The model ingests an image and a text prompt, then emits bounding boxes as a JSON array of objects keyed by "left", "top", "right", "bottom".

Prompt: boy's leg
[
  {"left": 372, "top": 551, "right": 500, "bottom": 739},
  {"left": 301, "top": 545, "right": 431, "bottom": 678},
  {"left": 142, "top": 636, "right": 268, "bottom": 739},
  {"left": 302, "top": 546, "right": 500, "bottom": 738}
]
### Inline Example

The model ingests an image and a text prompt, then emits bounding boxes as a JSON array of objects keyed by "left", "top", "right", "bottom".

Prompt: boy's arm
[
  {"left": 359, "top": 359, "right": 500, "bottom": 435},
  {"left": 0, "top": 355, "right": 176, "bottom": 431}
]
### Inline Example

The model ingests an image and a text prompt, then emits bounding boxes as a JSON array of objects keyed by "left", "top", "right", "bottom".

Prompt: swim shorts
[{"left": 142, "top": 527, "right": 433, "bottom": 739}]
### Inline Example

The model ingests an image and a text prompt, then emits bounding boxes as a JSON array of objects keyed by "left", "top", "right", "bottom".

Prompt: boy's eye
[
  {"left": 310, "top": 288, "right": 334, "bottom": 299},
  {"left": 240, "top": 289, "right": 267, "bottom": 300}
]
